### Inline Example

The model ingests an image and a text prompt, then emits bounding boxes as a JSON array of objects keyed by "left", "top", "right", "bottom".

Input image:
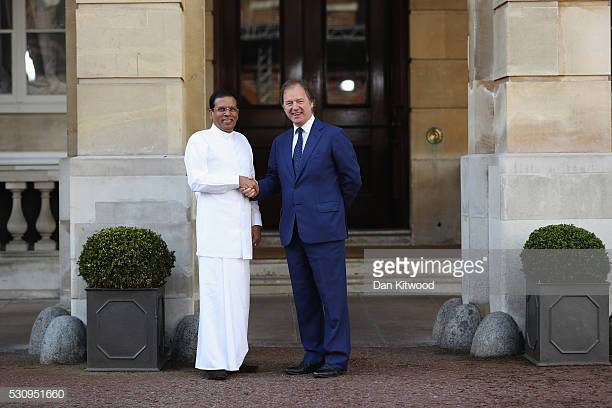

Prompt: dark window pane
[
  {"left": 326, "top": 0, "right": 368, "bottom": 105},
  {"left": 240, "top": 0, "right": 280, "bottom": 105},
  {"left": 26, "top": 33, "right": 66, "bottom": 95},
  {"left": 0, "top": 33, "right": 10, "bottom": 94},
  {"left": 26, "top": 0, "right": 65, "bottom": 30},
  {"left": 0, "top": 0, "right": 11, "bottom": 29}
]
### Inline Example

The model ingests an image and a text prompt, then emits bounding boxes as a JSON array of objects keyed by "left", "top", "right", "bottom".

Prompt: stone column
[
  {"left": 62, "top": 0, "right": 196, "bottom": 335},
  {"left": 410, "top": 0, "right": 468, "bottom": 245},
  {"left": 462, "top": 0, "right": 612, "bottom": 329}
]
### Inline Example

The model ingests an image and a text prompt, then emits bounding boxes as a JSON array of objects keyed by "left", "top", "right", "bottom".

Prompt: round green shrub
[
  {"left": 78, "top": 227, "right": 175, "bottom": 289},
  {"left": 521, "top": 224, "right": 610, "bottom": 283}
]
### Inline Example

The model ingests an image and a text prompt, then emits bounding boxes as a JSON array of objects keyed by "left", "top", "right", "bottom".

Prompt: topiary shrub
[
  {"left": 521, "top": 224, "right": 610, "bottom": 283},
  {"left": 78, "top": 227, "right": 175, "bottom": 289}
]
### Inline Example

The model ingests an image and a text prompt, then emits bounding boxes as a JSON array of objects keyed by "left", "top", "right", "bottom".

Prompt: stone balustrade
[{"left": 0, "top": 153, "right": 63, "bottom": 252}]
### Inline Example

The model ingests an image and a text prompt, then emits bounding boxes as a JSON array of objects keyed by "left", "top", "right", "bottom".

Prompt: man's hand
[
  {"left": 239, "top": 176, "right": 259, "bottom": 198},
  {"left": 239, "top": 175, "right": 256, "bottom": 189},
  {"left": 251, "top": 225, "right": 262, "bottom": 248}
]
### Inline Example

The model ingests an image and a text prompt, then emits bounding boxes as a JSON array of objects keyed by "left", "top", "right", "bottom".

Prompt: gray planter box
[
  {"left": 524, "top": 282, "right": 610, "bottom": 366},
  {"left": 86, "top": 287, "right": 166, "bottom": 371}
]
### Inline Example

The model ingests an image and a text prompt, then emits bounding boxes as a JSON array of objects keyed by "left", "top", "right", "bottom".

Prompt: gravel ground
[{"left": 1, "top": 347, "right": 611, "bottom": 407}]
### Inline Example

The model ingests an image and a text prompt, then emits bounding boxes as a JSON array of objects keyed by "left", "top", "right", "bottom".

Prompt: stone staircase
[{"left": 251, "top": 230, "right": 462, "bottom": 295}]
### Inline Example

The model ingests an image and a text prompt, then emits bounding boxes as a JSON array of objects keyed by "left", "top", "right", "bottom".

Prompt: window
[
  {"left": 239, "top": 0, "right": 280, "bottom": 105},
  {"left": 0, "top": 0, "right": 66, "bottom": 113},
  {"left": 325, "top": 0, "right": 368, "bottom": 105}
]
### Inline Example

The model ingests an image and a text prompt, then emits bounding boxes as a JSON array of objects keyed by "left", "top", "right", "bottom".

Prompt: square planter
[
  {"left": 524, "top": 281, "right": 610, "bottom": 366},
  {"left": 86, "top": 287, "right": 166, "bottom": 371}
]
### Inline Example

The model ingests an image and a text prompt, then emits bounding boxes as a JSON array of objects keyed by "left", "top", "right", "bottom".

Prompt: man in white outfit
[{"left": 184, "top": 90, "right": 262, "bottom": 380}]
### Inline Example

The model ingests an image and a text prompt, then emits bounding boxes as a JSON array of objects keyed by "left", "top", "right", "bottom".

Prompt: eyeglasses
[{"left": 212, "top": 106, "right": 239, "bottom": 113}]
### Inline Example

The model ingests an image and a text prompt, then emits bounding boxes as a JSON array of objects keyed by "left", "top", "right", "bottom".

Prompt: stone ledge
[{"left": 63, "top": 156, "right": 187, "bottom": 177}]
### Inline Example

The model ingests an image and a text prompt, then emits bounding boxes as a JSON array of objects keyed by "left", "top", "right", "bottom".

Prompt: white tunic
[
  {"left": 184, "top": 124, "right": 261, "bottom": 371},
  {"left": 184, "top": 124, "right": 262, "bottom": 259}
]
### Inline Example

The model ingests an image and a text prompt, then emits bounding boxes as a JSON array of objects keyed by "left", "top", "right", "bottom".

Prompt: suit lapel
[
  {"left": 296, "top": 119, "right": 323, "bottom": 181},
  {"left": 279, "top": 129, "right": 295, "bottom": 181}
]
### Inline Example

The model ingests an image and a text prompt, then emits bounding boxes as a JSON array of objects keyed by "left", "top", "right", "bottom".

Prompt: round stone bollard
[
  {"left": 172, "top": 314, "right": 199, "bottom": 364},
  {"left": 431, "top": 297, "right": 462, "bottom": 345},
  {"left": 40, "top": 316, "right": 86, "bottom": 365},
  {"left": 29, "top": 306, "right": 69, "bottom": 355},
  {"left": 440, "top": 303, "right": 481, "bottom": 352},
  {"left": 471, "top": 311, "right": 521, "bottom": 358}
]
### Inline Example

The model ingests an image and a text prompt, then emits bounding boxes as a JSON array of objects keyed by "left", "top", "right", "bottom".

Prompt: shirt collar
[
  {"left": 293, "top": 115, "right": 315, "bottom": 136},
  {"left": 210, "top": 123, "right": 234, "bottom": 138}
]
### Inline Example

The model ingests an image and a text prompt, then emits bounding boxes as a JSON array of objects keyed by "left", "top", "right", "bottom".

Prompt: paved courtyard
[
  {"left": 2, "top": 347, "right": 612, "bottom": 407},
  {"left": 1, "top": 296, "right": 611, "bottom": 406}
]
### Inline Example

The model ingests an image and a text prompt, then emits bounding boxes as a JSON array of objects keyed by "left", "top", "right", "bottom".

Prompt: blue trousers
[{"left": 284, "top": 226, "right": 351, "bottom": 369}]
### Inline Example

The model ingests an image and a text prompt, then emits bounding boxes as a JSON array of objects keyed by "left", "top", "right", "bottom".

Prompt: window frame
[{"left": 0, "top": 0, "right": 66, "bottom": 113}]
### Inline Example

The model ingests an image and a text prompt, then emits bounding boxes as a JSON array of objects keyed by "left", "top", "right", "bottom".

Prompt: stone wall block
[
  {"left": 77, "top": 80, "right": 184, "bottom": 155},
  {"left": 493, "top": 2, "right": 558, "bottom": 79},
  {"left": 0, "top": 114, "right": 66, "bottom": 152},
  {"left": 411, "top": 109, "right": 468, "bottom": 160},
  {"left": 559, "top": 2, "right": 611, "bottom": 75},
  {"left": 410, "top": 0, "right": 467, "bottom": 10},
  {"left": 76, "top": 4, "right": 184, "bottom": 78},
  {"left": 502, "top": 80, "right": 611, "bottom": 153},
  {"left": 411, "top": 11, "right": 468, "bottom": 59},
  {"left": 411, "top": 159, "right": 461, "bottom": 244},
  {"left": 410, "top": 60, "right": 468, "bottom": 109}
]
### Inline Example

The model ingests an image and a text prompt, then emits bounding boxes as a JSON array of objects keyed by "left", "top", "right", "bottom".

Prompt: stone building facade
[{"left": 0, "top": 0, "right": 609, "bottom": 334}]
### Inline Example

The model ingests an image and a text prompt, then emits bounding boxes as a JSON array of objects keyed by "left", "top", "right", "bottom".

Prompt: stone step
[
  {"left": 254, "top": 229, "right": 416, "bottom": 259},
  {"left": 250, "top": 258, "right": 461, "bottom": 295},
  {"left": 252, "top": 230, "right": 461, "bottom": 294},
  {"left": 257, "top": 229, "right": 414, "bottom": 249}
]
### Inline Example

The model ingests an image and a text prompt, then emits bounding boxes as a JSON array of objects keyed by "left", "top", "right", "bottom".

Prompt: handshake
[{"left": 239, "top": 176, "right": 259, "bottom": 198}]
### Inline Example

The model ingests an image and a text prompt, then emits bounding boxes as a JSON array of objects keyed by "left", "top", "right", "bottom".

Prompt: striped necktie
[{"left": 293, "top": 127, "right": 303, "bottom": 175}]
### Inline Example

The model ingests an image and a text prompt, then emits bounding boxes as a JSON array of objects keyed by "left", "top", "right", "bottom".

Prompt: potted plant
[
  {"left": 521, "top": 224, "right": 610, "bottom": 365},
  {"left": 78, "top": 226, "right": 175, "bottom": 371}
]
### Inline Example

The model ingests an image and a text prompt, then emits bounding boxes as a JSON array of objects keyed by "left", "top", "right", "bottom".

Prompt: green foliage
[
  {"left": 78, "top": 227, "right": 175, "bottom": 289},
  {"left": 521, "top": 224, "right": 609, "bottom": 283},
  {"left": 523, "top": 224, "right": 605, "bottom": 250}
]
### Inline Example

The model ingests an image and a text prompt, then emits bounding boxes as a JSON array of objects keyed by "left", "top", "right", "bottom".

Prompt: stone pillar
[
  {"left": 462, "top": 0, "right": 612, "bottom": 329},
  {"left": 410, "top": 0, "right": 468, "bottom": 245},
  {"left": 63, "top": 0, "right": 195, "bottom": 335}
]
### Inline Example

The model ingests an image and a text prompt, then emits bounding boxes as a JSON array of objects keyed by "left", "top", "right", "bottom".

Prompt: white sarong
[{"left": 195, "top": 256, "right": 250, "bottom": 371}]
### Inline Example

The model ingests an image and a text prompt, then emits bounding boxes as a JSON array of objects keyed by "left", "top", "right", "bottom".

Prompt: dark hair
[
  {"left": 209, "top": 90, "right": 238, "bottom": 110},
  {"left": 280, "top": 79, "right": 315, "bottom": 105}
]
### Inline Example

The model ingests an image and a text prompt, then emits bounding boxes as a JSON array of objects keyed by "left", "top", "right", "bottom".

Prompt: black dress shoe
[
  {"left": 285, "top": 361, "right": 323, "bottom": 375},
  {"left": 205, "top": 370, "right": 228, "bottom": 380},
  {"left": 313, "top": 364, "right": 346, "bottom": 378},
  {"left": 238, "top": 363, "right": 258, "bottom": 373}
]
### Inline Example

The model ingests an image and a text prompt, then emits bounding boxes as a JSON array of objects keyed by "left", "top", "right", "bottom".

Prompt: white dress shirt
[
  {"left": 291, "top": 114, "right": 316, "bottom": 157},
  {"left": 184, "top": 124, "right": 262, "bottom": 259}
]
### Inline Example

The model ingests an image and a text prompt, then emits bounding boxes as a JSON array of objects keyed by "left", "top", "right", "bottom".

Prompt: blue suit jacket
[{"left": 258, "top": 118, "right": 362, "bottom": 246}]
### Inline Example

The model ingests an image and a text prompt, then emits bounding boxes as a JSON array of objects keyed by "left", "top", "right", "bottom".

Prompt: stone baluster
[
  {"left": 5, "top": 182, "right": 28, "bottom": 251},
  {"left": 34, "top": 182, "right": 57, "bottom": 251}
]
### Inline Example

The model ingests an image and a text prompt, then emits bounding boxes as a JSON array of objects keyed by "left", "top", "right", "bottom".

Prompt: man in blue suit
[{"left": 246, "top": 79, "right": 361, "bottom": 378}]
